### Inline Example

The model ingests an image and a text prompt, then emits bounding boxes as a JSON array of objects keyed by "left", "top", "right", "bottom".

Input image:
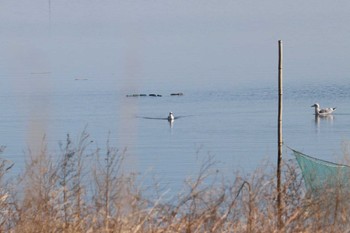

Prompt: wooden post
[{"left": 277, "top": 40, "right": 283, "bottom": 229}]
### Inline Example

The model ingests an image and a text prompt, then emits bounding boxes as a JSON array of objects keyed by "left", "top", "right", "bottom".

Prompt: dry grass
[{"left": 1, "top": 133, "right": 350, "bottom": 232}]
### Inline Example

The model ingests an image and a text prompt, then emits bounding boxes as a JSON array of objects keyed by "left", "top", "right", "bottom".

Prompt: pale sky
[{"left": 1, "top": 1, "right": 350, "bottom": 91}]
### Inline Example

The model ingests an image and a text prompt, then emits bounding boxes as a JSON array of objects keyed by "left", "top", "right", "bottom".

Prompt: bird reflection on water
[
  {"left": 314, "top": 114, "right": 334, "bottom": 134},
  {"left": 315, "top": 114, "right": 334, "bottom": 124}
]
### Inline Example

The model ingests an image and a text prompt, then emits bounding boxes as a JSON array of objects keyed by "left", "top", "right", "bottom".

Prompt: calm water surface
[{"left": 1, "top": 76, "right": 350, "bottom": 191}]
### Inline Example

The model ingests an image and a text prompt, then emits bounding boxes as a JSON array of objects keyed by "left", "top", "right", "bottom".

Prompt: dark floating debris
[
  {"left": 126, "top": 94, "right": 139, "bottom": 97},
  {"left": 126, "top": 92, "right": 183, "bottom": 97},
  {"left": 170, "top": 93, "right": 184, "bottom": 96},
  {"left": 126, "top": 93, "right": 163, "bottom": 97},
  {"left": 148, "top": 94, "right": 162, "bottom": 97}
]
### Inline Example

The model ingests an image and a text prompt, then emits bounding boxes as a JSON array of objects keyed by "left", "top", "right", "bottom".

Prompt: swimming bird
[
  {"left": 168, "top": 112, "right": 174, "bottom": 121},
  {"left": 311, "top": 103, "right": 336, "bottom": 116}
]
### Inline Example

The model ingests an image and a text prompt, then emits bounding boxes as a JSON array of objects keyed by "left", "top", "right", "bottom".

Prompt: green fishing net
[{"left": 292, "top": 149, "right": 350, "bottom": 192}]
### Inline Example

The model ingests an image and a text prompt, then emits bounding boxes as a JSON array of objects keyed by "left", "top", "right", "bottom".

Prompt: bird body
[
  {"left": 311, "top": 103, "right": 336, "bottom": 116},
  {"left": 168, "top": 112, "right": 174, "bottom": 121}
]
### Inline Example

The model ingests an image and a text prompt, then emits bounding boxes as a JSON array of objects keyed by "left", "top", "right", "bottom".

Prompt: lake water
[{"left": 1, "top": 75, "right": 350, "bottom": 191}]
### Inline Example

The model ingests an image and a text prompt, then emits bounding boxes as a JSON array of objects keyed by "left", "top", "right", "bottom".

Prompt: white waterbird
[
  {"left": 167, "top": 112, "right": 174, "bottom": 121},
  {"left": 311, "top": 103, "right": 336, "bottom": 116}
]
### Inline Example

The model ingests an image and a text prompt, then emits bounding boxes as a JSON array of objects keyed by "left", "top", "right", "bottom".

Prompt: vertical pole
[
  {"left": 277, "top": 40, "right": 283, "bottom": 229},
  {"left": 48, "top": 0, "right": 51, "bottom": 23},
  {"left": 48, "top": 0, "right": 52, "bottom": 35}
]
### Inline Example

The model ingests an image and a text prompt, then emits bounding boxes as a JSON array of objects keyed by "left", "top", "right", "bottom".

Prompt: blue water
[{"left": 1, "top": 75, "right": 350, "bottom": 191}]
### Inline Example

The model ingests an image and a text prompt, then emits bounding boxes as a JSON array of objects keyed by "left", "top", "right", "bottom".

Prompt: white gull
[
  {"left": 168, "top": 112, "right": 174, "bottom": 121},
  {"left": 311, "top": 103, "right": 336, "bottom": 116}
]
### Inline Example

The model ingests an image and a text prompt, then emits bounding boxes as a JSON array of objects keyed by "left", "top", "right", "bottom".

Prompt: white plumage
[
  {"left": 311, "top": 103, "right": 336, "bottom": 116},
  {"left": 168, "top": 112, "right": 174, "bottom": 121}
]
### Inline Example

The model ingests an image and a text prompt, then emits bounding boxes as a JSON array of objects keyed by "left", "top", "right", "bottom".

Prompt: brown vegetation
[{"left": 0, "top": 133, "right": 350, "bottom": 232}]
